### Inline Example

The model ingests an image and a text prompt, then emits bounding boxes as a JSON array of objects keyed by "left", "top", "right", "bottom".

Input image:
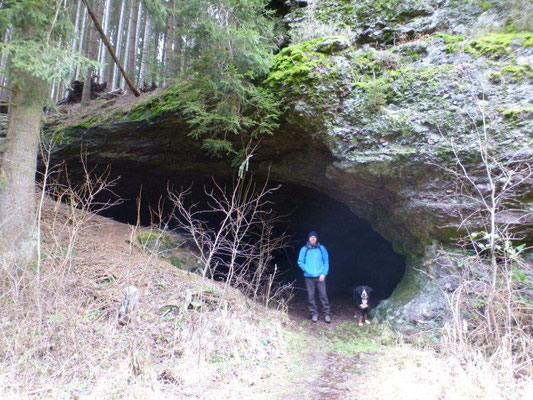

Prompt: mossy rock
[
  {"left": 265, "top": 36, "right": 350, "bottom": 92},
  {"left": 386, "top": 260, "right": 423, "bottom": 308},
  {"left": 128, "top": 85, "right": 183, "bottom": 122},
  {"left": 465, "top": 32, "right": 533, "bottom": 59},
  {"left": 502, "top": 106, "right": 533, "bottom": 126},
  {"left": 136, "top": 230, "right": 179, "bottom": 253}
]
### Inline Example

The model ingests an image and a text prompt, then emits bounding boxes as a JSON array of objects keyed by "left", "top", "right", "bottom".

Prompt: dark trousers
[{"left": 304, "top": 276, "right": 330, "bottom": 316}]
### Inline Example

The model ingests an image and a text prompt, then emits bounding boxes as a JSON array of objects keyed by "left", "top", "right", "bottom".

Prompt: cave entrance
[{"left": 92, "top": 171, "right": 406, "bottom": 317}]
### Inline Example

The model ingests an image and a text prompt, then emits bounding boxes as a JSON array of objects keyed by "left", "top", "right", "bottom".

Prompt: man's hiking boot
[
  {"left": 324, "top": 315, "right": 331, "bottom": 323},
  {"left": 311, "top": 314, "right": 318, "bottom": 323}
]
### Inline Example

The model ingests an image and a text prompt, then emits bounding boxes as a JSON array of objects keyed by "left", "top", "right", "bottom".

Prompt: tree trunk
[
  {"left": 68, "top": 0, "right": 82, "bottom": 84},
  {"left": 138, "top": 11, "right": 151, "bottom": 86},
  {"left": 72, "top": 0, "right": 83, "bottom": 50},
  {"left": 112, "top": 0, "right": 127, "bottom": 90},
  {"left": 125, "top": 0, "right": 140, "bottom": 93},
  {"left": 0, "top": 29, "right": 10, "bottom": 102},
  {"left": 81, "top": 0, "right": 101, "bottom": 106},
  {"left": 0, "top": 69, "right": 48, "bottom": 264},
  {"left": 153, "top": 30, "right": 161, "bottom": 86},
  {"left": 133, "top": 2, "right": 143, "bottom": 86},
  {"left": 163, "top": 0, "right": 175, "bottom": 86},
  {"left": 98, "top": 0, "right": 111, "bottom": 82},
  {"left": 104, "top": 0, "right": 116, "bottom": 87},
  {"left": 121, "top": 0, "right": 135, "bottom": 90},
  {"left": 75, "top": 5, "right": 88, "bottom": 80},
  {"left": 173, "top": 1, "right": 182, "bottom": 76}
]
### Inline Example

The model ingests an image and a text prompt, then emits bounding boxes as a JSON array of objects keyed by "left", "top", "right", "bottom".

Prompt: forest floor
[{"left": 1, "top": 203, "right": 530, "bottom": 399}]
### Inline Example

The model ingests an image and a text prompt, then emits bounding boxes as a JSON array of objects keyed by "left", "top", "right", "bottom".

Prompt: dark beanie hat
[{"left": 307, "top": 231, "right": 318, "bottom": 240}]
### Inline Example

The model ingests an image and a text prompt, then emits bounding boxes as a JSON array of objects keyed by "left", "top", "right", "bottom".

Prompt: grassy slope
[
  {"left": 1, "top": 198, "right": 531, "bottom": 399},
  {"left": 0, "top": 198, "right": 292, "bottom": 399}
]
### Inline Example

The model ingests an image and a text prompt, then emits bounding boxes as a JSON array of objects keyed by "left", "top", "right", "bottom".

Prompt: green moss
[
  {"left": 387, "top": 65, "right": 451, "bottom": 104},
  {"left": 489, "top": 64, "right": 532, "bottom": 83},
  {"left": 434, "top": 33, "right": 465, "bottom": 44},
  {"left": 500, "top": 64, "right": 533, "bottom": 80},
  {"left": 313, "top": 0, "right": 413, "bottom": 43},
  {"left": 397, "top": 46, "right": 424, "bottom": 62},
  {"left": 128, "top": 85, "right": 183, "bottom": 121},
  {"left": 478, "top": 1, "right": 492, "bottom": 11},
  {"left": 327, "top": 321, "right": 387, "bottom": 355},
  {"left": 350, "top": 54, "right": 450, "bottom": 111},
  {"left": 314, "top": 0, "right": 356, "bottom": 26},
  {"left": 0, "top": 171, "right": 6, "bottom": 191},
  {"left": 502, "top": 106, "right": 533, "bottom": 126},
  {"left": 465, "top": 32, "right": 533, "bottom": 58},
  {"left": 488, "top": 70, "right": 502, "bottom": 82},
  {"left": 433, "top": 33, "right": 465, "bottom": 53},
  {"left": 345, "top": 50, "right": 448, "bottom": 110},
  {"left": 429, "top": 32, "right": 533, "bottom": 57},
  {"left": 44, "top": 110, "right": 111, "bottom": 147},
  {"left": 70, "top": 113, "right": 102, "bottom": 129},
  {"left": 265, "top": 36, "right": 348, "bottom": 92},
  {"left": 136, "top": 230, "right": 174, "bottom": 252},
  {"left": 435, "top": 147, "right": 456, "bottom": 163},
  {"left": 388, "top": 261, "right": 422, "bottom": 307}
]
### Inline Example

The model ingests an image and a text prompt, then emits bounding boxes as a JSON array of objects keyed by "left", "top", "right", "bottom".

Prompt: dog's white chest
[{"left": 360, "top": 299, "right": 368, "bottom": 309}]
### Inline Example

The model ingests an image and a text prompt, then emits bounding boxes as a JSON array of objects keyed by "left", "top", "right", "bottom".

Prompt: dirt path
[{"left": 268, "top": 293, "right": 382, "bottom": 400}]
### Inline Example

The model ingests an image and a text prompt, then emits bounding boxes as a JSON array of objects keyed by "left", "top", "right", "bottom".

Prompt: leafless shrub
[
  {"left": 433, "top": 82, "right": 533, "bottom": 386},
  {"left": 0, "top": 143, "right": 290, "bottom": 397},
  {"left": 166, "top": 174, "right": 294, "bottom": 309}
]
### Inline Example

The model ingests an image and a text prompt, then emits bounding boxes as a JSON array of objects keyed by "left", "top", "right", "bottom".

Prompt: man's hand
[{"left": 319, "top": 274, "right": 325, "bottom": 282}]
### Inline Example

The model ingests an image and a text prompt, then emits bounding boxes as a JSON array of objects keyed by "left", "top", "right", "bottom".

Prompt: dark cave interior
[{"left": 88, "top": 168, "right": 406, "bottom": 308}]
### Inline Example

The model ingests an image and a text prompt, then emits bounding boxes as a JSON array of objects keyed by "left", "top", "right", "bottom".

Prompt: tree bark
[
  {"left": 154, "top": 30, "right": 161, "bottom": 86},
  {"left": 0, "top": 29, "right": 10, "bottom": 102},
  {"left": 82, "top": 0, "right": 140, "bottom": 97},
  {"left": 125, "top": 0, "right": 139, "bottom": 92},
  {"left": 138, "top": 11, "right": 151, "bottom": 86},
  {"left": 163, "top": 0, "right": 175, "bottom": 86},
  {"left": 121, "top": 0, "right": 135, "bottom": 90},
  {"left": 75, "top": 5, "right": 88, "bottom": 80},
  {"left": 173, "top": 1, "right": 182, "bottom": 76},
  {"left": 0, "top": 69, "right": 48, "bottom": 264},
  {"left": 112, "top": 0, "right": 127, "bottom": 90},
  {"left": 81, "top": 0, "right": 101, "bottom": 106},
  {"left": 133, "top": 1, "right": 143, "bottom": 86},
  {"left": 98, "top": 0, "right": 111, "bottom": 82}
]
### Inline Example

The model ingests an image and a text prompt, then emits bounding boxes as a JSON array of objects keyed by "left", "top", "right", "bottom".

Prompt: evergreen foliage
[
  {"left": 0, "top": 0, "right": 96, "bottom": 92},
  {"left": 168, "top": 0, "right": 282, "bottom": 159}
]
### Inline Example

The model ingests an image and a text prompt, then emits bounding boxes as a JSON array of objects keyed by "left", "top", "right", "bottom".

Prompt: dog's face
[{"left": 353, "top": 285, "right": 373, "bottom": 302}]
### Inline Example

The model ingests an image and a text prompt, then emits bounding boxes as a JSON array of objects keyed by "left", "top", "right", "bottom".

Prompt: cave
[{"left": 87, "top": 167, "right": 406, "bottom": 318}]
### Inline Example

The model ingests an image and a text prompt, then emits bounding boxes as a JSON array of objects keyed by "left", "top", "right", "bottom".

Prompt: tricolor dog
[{"left": 352, "top": 285, "right": 373, "bottom": 326}]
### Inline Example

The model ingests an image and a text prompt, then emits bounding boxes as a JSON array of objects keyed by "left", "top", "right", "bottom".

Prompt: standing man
[{"left": 298, "top": 231, "right": 331, "bottom": 323}]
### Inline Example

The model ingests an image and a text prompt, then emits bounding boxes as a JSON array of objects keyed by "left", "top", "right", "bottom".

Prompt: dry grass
[
  {"left": 0, "top": 197, "right": 291, "bottom": 399},
  {"left": 355, "top": 344, "right": 533, "bottom": 400},
  {"left": 1, "top": 187, "right": 532, "bottom": 398}
]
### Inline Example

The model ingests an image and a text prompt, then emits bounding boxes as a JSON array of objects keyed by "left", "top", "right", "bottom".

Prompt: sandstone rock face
[
  {"left": 267, "top": 0, "right": 533, "bottom": 331},
  {"left": 268, "top": 0, "right": 533, "bottom": 329},
  {"left": 265, "top": 33, "right": 533, "bottom": 248},
  {"left": 43, "top": 1, "right": 533, "bottom": 332}
]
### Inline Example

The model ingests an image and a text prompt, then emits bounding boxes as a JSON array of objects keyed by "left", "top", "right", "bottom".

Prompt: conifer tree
[{"left": 0, "top": 0, "right": 96, "bottom": 264}]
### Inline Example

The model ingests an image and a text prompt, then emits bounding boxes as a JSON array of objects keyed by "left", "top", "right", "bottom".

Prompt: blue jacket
[{"left": 298, "top": 242, "right": 329, "bottom": 277}]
